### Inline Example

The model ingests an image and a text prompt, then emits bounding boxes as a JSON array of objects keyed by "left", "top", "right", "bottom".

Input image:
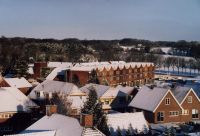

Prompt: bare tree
[
  {"left": 188, "top": 59, "right": 195, "bottom": 75},
  {"left": 174, "top": 57, "right": 180, "bottom": 74},
  {"left": 154, "top": 55, "right": 164, "bottom": 73},
  {"left": 195, "top": 58, "right": 200, "bottom": 76},
  {"left": 40, "top": 92, "right": 75, "bottom": 116},
  {"left": 165, "top": 57, "right": 172, "bottom": 73},
  {"left": 171, "top": 57, "right": 177, "bottom": 74},
  {"left": 180, "top": 58, "right": 186, "bottom": 74},
  {"left": 51, "top": 92, "right": 75, "bottom": 116}
]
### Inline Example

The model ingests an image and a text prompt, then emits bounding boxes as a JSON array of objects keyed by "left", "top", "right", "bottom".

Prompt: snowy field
[{"left": 155, "top": 66, "right": 199, "bottom": 77}]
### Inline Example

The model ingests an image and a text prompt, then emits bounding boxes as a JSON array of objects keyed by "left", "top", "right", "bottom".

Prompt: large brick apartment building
[{"left": 30, "top": 61, "right": 155, "bottom": 86}]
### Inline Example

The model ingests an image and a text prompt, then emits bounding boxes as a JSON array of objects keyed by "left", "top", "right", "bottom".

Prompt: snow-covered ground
[
  {"left": 156, "top": 66, "right": 199, "bottom": 77},
  {"left": 161, "top": 54, "right": 193, "bottom": 61}
]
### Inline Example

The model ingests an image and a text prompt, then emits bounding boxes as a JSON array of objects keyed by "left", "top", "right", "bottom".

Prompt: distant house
[
  {"left": 115, "top": 85, "right": 137, "bottom": 97},
  {"left": 171, "top": 86, "right": 200, "bottom": 122},
  {"left": 0, "top": 87, "right": 38, "bottom": 134},
  {"left": 0, "top": 74, "right": 32, "bottom": 94},
  {"left": 28, "top": 80, "right": 87, "bottom": 115},
  {"left": 11, "top": 105, "right": 105, "bottom": 136},
  {"left": 80, "top": 83, "right": 132, "bottom": 112},
  {"left": 107, "top": 112, "right": 149, "bottom": 136},
  {"left": 129, "top": 85, "right": 183, "bottom": 123}
]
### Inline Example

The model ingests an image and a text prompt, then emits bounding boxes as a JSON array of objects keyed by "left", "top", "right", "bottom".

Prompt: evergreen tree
[
  {"left": 164, "top": 127, "right": 169, "bottom": 136},
  {"left": 101, "top": 78, "right": 109, "bottom": 86},
  {"left": 125, "top": 128, "right": 132, "bottom": 136},
  {"left": 170, "top": 126, "right": 176, "bottom": 136},
  {"left": 72, "top": 74, "right": 81, "bottom": 87},
  {"left": 81, "top": 86, "right": 98, "bottom": 114},
  {"left": 134, "top": 128, "right": 138, "bottom": 136},
  {"left": 88, "top": 69, "right": 100, "bottom": 84},
  {"left": 11, "top": 59, "right": 29, "bottom": 78},
  {"left": 117, "top": 128, "right": 122, "bottom": 136},
  {"left": 81, "top": 86, "right": 110, "bottom": 136},
  {"left": 148, "top": 125, "right": 153, "bottom": 135}
]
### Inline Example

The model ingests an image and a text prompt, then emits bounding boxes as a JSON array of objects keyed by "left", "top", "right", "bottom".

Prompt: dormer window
[
  {"left": 188, "top": 96, "right": 192, "bottom": 103},
  {"left": 36, "top": 91, "right": 40, "bottom": 97},
  {"left": 46, "top": 93, "right": 49, "bottom": 98}
]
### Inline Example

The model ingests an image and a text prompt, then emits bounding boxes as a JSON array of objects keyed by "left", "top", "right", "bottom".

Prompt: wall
[
  {"left": 0, "top": 112, "right": 31, "bottom": 135},
  {"left": 154, "top": 92, "right": 182, "bottom": 124},
  {"left": 18, "top": 87, "right": 31, "bottom": 95},
  {"left": 33, "top": 62, "right": 47, "bottom": 78},
  {"left": 97, "top": 64, "right": 155, "bottom": 86},
  {"left": 181, "top": 91, "right": 200, "bottom": 123},
  {"left": 0, "top": 80, "right": 11, "bottom": 87},
  {"left": 68, "top": 70, "right": 89, "bottom": 86}
]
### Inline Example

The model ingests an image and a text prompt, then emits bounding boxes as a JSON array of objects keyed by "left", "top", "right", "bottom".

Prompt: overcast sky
[{"left": 0, "top": 0, "right": 200, "bottom": 41}]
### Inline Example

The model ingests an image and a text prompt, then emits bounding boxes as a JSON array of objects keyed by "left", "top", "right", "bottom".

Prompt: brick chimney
[
  {"left": 172, "top": 83, "right": 178, "bottom": 88},
  {"left": 80, "top": 114, "right": 93, "bottom": 127},
  {"left": 151, "top": 84, "right": 157, "bottom": 89},
  {"left": 17, "top": 74, "right": 21, "bottom": 79},
  {"left": 192, "top": 80, "right": 196, "bottom": 83},
  {"left": 46, "top": 105, "right": 57, "bottom": 116}
]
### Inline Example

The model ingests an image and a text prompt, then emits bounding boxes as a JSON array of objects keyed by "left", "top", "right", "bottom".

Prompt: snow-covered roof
[
  {"left": 171, "top": 86, "right": 191, "bottom": 104},
  {"left": 21, "top": 114, "right": 84, "bottom": 136},
  {"left": 4, "top": 77, "right": 32, "bottom": 88},
  {"left": 28, "top": 64, "right": 34, "bottom": 74},
  {"left": 47, "top": 62, "right": 72, "bottom": 68},
  {"left": 46, "top": 67, "right": 68, "bottom": 80},
  {"left": 69, "top": 96, "right": 87, "bottom": 108},
  {"left": 70, "top": 66, "right": 95, "bottom": 72},
  {"left": 31, "top": 82, "right": 40, "bottom": 86},
  {"left": 0, "top": 87, "right": 38, "bottom": 113},
  {"left": 107, "top": 112, "right": 149, "bottom": 136},
  {"left": 80, "top": 83, "right": 110, "bottom": 98},
  {"left": 101, "top": 87, "right": 127, "bottom": 97},
  {"left": 5, "top": 131, "right": 56, "bottom": 136},
  {"left": 129, "top": 85, "right": 169, "bottom": 112},
  {"left": 150, "top": 123, "right": 179, "bottom": 132},
  {"left": 29, "top": 80, "right": 85, "bottom": 99},
  {"left": 115, "top": 85, "right": 134, "bottom": 94},
  {"left": 4, "top": 74, "right": 13, "bottom": 78},
  {"left": 184, "top": 82, "right": 200, "bottom": 99}
]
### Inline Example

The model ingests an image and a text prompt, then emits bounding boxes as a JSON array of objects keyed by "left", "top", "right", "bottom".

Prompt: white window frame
[
  {"left": 192, "top": 109, "right": 199, "bottom": 119},
  {"left": 181, "top": 109, "right": 189, "bottom": 115},
  {"left": 165, "top": 98, "right": 170, "bottom": 105},
  {"left": 129, "top": 75, "right": 131, "bottom": 80},
  {"left": 123, "top": 70, "right": 126, "bottom": 75},
  {"left": 116, "top": 71, "right": 120, "bottom": 76},
  {"left": 105, "top": 100, "right": 109, "bottom": 105},
  {"left": 188, "top": 96, "right": 192, "bottom": 103},
  {"left": 169, "top": 111, "right": 179, "bottom": 117},
  {"left": 129, "top": 69, "right": 132, "bottom": 74},
  {"left": 157, "top": 112, "right": 164, "bottom": 122},
  {"left": 36, "top": 91, "right": 40, "bottom": 97},
  {"left": 134, "top": 75, "right": 137, "bottom": 79}
]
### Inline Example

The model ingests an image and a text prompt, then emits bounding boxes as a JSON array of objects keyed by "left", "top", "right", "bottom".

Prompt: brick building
[
  {"left": 0, "top": 74, "right": 32, "bottom": 94},
  {"left": 129, "top": 85, "right": 200, "bottom": 124},
  {"left": 129, "top": 85, "right": 183, "bottom": 124},
  {"left": 0, "top": 87, "right": 38, "bottom": 135},
  {"left": 30, "top": 61, "right": 155, "bottom": 86}
]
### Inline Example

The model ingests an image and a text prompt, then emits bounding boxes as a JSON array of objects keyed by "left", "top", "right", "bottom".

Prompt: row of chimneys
[
  {"left": 151, "top": 83, "right": 179, "bottom": 89},
  {"left": 46, "top": 105, "right": 93, "bottom": 127}
]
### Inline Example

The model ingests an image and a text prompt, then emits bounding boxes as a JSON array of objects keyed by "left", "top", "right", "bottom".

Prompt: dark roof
[
  {"left": 170, "top": 86, "right": 191, "bottom": 104},
  {"left": 80, "top": 83, "right": 110, "bottom": 97}
]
